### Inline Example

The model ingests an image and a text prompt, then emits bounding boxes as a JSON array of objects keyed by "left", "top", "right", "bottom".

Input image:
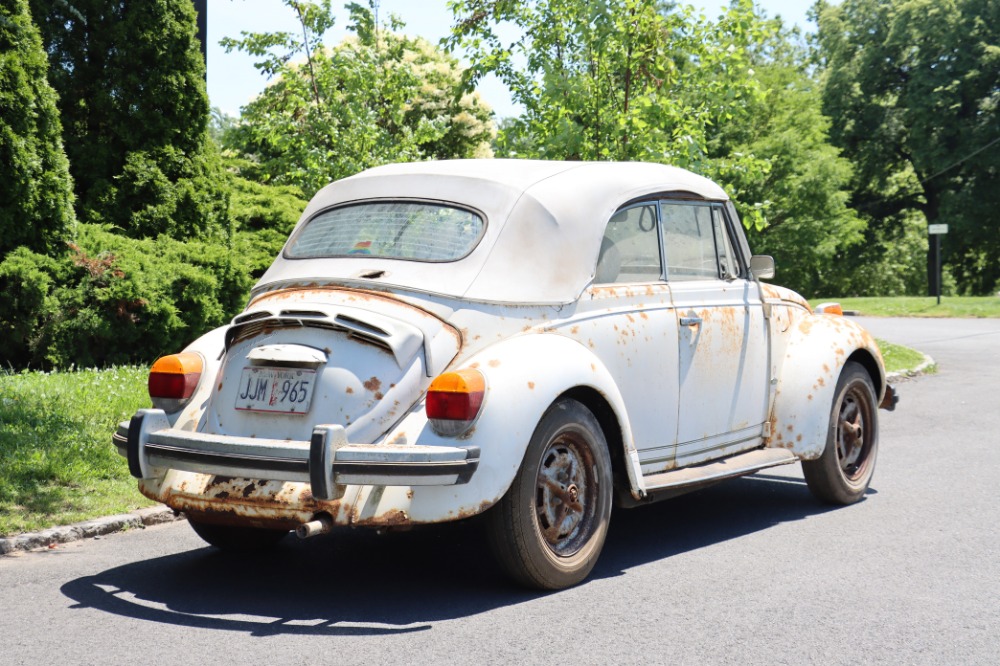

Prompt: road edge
[
  {"left": 0, "top": 506, "right": 185, "bottom": 555},
  {"left": 885, "top": 352, "right": 936, "bottom": 383}
]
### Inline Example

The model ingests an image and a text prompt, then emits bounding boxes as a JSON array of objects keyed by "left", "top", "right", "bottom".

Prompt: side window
[
  {"left": 595, "top": 204, "right": 662, "bottom": 283},
  {"left": 660, "top": 202, "right": 719, "bottom": 280},
  {"left": 712, "top": 207, "right": 741, "bottom": 278}
]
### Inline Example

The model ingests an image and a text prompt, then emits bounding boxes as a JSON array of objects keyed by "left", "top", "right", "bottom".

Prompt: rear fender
[
  {"left": 353, "top": 332, "right": 638, "bottom": 524},
  {"left": 165, "top": 326, "right": 228, "bottom": 431},
  {"left": 767, "top": 313, "right": 886, "bottom": 459}
]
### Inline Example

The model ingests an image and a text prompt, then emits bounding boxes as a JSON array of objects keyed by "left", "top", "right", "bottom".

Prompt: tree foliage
[
  {"left": 222, "top": 1, "right": 495, "bottom": 198},
  {"left": 0, "top": 0, "right": 75, "bottom": 258},
  {"left": 730, "top": 25, "right": 866, "bottom": 296},
  {"left": 449, "top": 0, "right": 775, "bottom": 229},
  {"left": 815, "top": 0, "right": 1000, "bottom": 294},
  {"left": 27, "top": 0, "right": 226, "bottom": 239}
]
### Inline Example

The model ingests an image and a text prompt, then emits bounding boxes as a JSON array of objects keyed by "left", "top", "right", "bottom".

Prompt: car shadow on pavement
[{"left": 60, "top": 473, "right": 865, "bottom": 636}]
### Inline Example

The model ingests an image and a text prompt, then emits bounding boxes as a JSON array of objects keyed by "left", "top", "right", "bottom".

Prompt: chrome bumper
[{"left": 113, "top": 409, "right": 480, "bottom": 500}]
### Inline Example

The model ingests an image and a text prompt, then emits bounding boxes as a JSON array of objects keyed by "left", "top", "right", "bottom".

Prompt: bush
[{"left": 0, "top": 224, "right": 254, "bottom": 369}]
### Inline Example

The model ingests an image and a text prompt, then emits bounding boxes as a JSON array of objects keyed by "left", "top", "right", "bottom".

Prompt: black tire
[
  {"left": 487, "top": 398, "right": 613, "bottom": 590},
  {"left": 802, "top": 361, "right": 879, "bottom": 504},
  {"left": 188, "top": 519, "right": 289, "bottom": 551}
]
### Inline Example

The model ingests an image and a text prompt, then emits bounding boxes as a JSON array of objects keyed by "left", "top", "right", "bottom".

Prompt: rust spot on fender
[
  {"left": 345, "top": 386, "right": 354, "bottom": 394},
  {"left": 528, "top": 381, "right": 535, "bottom": 390},
  {"left": 570, "top": 325, "right": 580, "bottom": 334},
  {"left": 363, "top": 376, "right": 382, "bottom": 392},
  {"left": 374, "top": 391, "right": 384, "bottom": 400}
]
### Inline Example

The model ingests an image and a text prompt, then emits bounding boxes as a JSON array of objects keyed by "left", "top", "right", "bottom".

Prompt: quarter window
[{"left": 595, "top": 204, "right": 663, "bottom": 283}]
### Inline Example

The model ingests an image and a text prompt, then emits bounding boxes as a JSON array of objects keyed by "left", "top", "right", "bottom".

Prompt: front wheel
[
  {"left": 487, "top": 399, "right": 613, "bottom": 590},
  {"left": 188, "top": 519, "right": 289, "bottom": 551},
  {"left": 802, "top": 361, "right": 879, "bottom": 504}
]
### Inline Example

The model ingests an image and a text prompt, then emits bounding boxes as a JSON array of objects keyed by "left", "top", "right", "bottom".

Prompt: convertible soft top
[{"left": 256, "top": 160, "right": 729, "bottom": 304}]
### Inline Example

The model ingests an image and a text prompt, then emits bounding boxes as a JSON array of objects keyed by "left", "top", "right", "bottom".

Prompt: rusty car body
[{"left": 115, "top": 160, "right": 896, "bottom": 589}]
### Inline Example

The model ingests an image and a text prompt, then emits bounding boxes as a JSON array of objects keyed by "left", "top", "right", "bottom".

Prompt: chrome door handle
[{"left": 680, "top": 316, "right": 703, "bottom": 327}]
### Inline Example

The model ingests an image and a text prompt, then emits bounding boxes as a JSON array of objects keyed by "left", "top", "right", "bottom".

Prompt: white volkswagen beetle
[{"left": 115, "top": 160, "right": 897, "bottom": 589}]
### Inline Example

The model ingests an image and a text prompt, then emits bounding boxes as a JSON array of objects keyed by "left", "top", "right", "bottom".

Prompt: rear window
[{"left": 286, "top": 201, "right": 485, "bottom": 262}]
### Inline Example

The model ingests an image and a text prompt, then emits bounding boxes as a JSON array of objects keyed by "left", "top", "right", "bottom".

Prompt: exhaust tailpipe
[{"left": 296, "top": 513, "right": 333, "bottom": 539}]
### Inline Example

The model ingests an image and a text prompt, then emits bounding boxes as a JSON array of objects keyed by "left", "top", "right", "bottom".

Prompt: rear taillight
[
  {"left": 426, "top": 369, "right": 486, "bottom": 437},
  {"left": 148, "top": 352, "right": 203, "bottom": 412}
]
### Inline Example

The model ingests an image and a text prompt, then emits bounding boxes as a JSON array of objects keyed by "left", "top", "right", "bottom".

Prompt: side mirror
[{"left": 750, "top": 255, "right": 775, "bottom": 280}]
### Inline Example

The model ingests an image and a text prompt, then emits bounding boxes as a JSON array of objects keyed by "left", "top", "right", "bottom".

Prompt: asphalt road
[{"left": 2, "top": 317, "right": 998, "bottom": 665}]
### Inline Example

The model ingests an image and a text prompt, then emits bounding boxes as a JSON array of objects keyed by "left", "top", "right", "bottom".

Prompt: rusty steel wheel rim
[
  {"left": 836, "top": 383, "right": 874, "bottom": 482},
  {"left": 533, "top": 431, "right": 598, "bottom": 557}
]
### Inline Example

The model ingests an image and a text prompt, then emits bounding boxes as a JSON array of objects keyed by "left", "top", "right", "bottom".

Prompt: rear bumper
[{"left": 113, "top": 409, "right": 480, "bottom": 500}]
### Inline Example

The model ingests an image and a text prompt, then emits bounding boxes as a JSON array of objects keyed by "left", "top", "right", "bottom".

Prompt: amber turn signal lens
[
  {"left": 426, "top": 369, "right": 486, "bottom": 436},
  {"left": 814, "top": 302, "right": 844, "bottom": 316}
]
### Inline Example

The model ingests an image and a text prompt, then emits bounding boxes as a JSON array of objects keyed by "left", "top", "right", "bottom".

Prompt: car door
[
  {"left": 660, "top": 200, "right": 770, "bottom": 467},
  {"left": 586, "top": 202, "right": 681, "bottom": 476}
]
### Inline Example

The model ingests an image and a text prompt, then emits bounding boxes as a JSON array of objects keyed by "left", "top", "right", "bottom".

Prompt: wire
[{"left": 920, "top": 135, "right": 1000, "bottom": 184}]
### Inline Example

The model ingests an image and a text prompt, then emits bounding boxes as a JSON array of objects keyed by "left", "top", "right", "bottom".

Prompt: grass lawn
[
  {"left": 877, "top": 339, "right": 930, "bottom": 375},
  {"left": 0, "top": 366, "right": 154, "bottom": 536},
  {"left": 809, "top": 295, "right": 1000, "bottom": 318}
]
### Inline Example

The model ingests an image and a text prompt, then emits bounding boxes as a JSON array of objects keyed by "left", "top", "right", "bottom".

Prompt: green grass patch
[
  {"left": 877, "top": 338, "right": 930, "bottom": 375},
  {"left": 809, "top": 296, "right": 1000, "bottom": 318},
  {"left": 0, "top": 366, "right": 153, "bottom": 536}
]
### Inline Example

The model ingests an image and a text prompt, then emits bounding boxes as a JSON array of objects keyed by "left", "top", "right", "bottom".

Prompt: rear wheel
[
  {"left": 802, "top": 361, "right": 879, "bottom": 504},
  {"left": 188, "top": 519, "right": 289, "bottom": 551},
  {"left": 488, "top": 399, "right": 613, "bottom": 590}
]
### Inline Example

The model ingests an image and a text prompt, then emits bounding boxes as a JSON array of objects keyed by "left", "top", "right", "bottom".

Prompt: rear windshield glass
[{"left": 286, "top": 201, "right": 485, "bottom": 262}]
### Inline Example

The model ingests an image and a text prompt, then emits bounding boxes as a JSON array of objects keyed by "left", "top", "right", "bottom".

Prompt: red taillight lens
[
  {"left": 148, "top": 352, "right": 203, "bottom": 412},
  {"left": 426, "top": 369, "right": 486, "bottom": 436}
]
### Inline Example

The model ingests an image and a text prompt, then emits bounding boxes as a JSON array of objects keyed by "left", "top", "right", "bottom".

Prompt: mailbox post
[{"left": 928, "top": 224, "right": 948, "bottom": 305}]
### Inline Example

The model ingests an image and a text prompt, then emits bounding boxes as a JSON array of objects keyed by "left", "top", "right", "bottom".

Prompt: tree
[
  {"left": 448, "top": 0, "right": 774, "bottom": 229},
  {"left": 726, "top": 24, "right": 866, "bottom": 296},
  {"left": 27, "top": 0, "right": 226, "bottom": 239},
  {"left": 816, "top": 0, "right": 1000, "bottom": 294},
  {"left": 0, "top": 0, "right": 75, "bottom": 258},
  {"left": 222, "top": 1, "right": 495, "bottom": 198}
]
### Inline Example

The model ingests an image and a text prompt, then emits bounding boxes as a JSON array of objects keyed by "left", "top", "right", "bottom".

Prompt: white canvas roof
[{"left": 256, "top": 159, "right": 729, "bottom": 304}]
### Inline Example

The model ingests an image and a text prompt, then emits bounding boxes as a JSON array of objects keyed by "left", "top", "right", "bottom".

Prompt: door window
[{"left": 659, "top": 201, "right": 742, "bottom": 281}]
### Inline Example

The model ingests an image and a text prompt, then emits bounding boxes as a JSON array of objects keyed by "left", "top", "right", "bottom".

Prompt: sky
[{"left": 206, "top": 0, "right": 815, "bottom": 119}]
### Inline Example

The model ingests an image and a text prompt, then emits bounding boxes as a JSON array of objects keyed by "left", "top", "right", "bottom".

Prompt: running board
[{"left": 643, "top": 448, "right": 798, "bottom": 493}]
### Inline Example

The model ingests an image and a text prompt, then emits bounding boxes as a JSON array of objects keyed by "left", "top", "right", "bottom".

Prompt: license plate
[{"left": 235, "top": 367, "right": 315, "bottom": 414}]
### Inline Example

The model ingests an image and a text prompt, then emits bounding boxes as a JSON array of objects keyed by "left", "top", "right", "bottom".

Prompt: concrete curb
[
  {"left": 0, "top": 506, "right": 185, "bottom": 555},
  {"left": 885, "top": 352, "right": 936, "bottom": 383}
]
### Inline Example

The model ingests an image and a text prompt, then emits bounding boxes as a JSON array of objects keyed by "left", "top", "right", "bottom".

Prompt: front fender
[{"left": 767, "top": 312, "right": 886, "bottom": 459}]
